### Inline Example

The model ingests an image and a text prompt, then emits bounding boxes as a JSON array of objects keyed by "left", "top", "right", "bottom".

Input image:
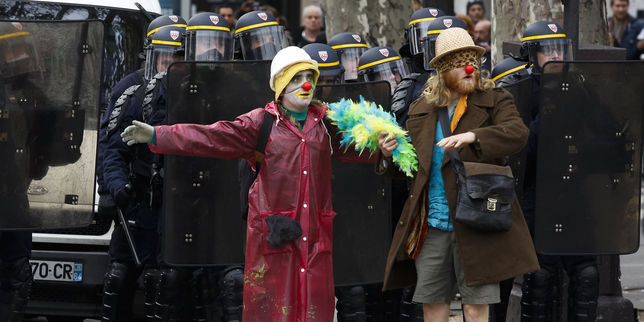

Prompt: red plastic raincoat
[{"left": 150, "top": 101, "right": 335, "bottom": 321}]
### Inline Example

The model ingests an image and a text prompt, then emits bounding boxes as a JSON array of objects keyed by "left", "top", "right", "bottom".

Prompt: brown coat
[{"left": 379, "top": 87, "right": 539, "bottom": 290}]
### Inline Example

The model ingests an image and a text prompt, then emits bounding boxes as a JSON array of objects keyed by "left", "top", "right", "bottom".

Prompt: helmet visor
[
  {"left": 0, "top": 33, "right": 40, "bottom": 78},
  {"left": 422, "top": 37, "right": 438, "bottom": 71},
  {"left": 409, "top": 20, "right": 434, "bottom": 55},
  {"left": 337, "top": 47, "right": 366, "bottom": 81},
  {"left": 145, "top": 47, "right": 179, "bottom": 80},
  {"left": 237, "top": 25, "right": 287, "bottom": 61},
  {"left": 360, "top": 60, "right": 409, "bottom": 95},
  {"left": 186, "top": 30, "right": 233, "bottom": 61},
  {"left": 530, "top": 38, "right": 573, "bottom": 73}
]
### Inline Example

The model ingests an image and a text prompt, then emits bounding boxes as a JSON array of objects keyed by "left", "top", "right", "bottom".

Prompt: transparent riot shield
[
  {"left": 162, "top": 61, "right": 272, "bottom": 265},
  {"left": 315, "top": 81, "right": 393, "bottom": 286},
  {"left": 501, "top": 77, "right": 536, "bottom": 203},
  {"left": 535, "top": 61, "right": 643, "bottom": 255},
  {"left": 0, "top": 20, "right": 103, "bottom": 229}
]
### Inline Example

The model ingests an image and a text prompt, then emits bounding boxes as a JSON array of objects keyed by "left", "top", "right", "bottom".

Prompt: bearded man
[
  {"left": 120, "top": 46, "right": 337, "bottom": 322},
  {"left": 377, "top": 27, "right": 538, "bottom": 322}
]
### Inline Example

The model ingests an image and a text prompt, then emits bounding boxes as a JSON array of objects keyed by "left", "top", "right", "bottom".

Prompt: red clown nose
[
  {"left": 301, "top": 82, "right": 312, "bottom": 91},
  {"left": 464, "top": 65, "right": 475, "bottom": 74}
]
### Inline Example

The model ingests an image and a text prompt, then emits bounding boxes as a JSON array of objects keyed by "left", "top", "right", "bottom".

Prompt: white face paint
[{"left": 282, "top": 70, "right": 315, "bottom": 112}]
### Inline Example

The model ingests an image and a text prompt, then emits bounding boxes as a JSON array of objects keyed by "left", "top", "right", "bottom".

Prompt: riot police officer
[
  {"left": 101, "top": 24, "right": 186, "bottom": 322},
  {"left": 233, "top": 10, "right": 288, "bottom": 60},
  {"left": 403, "top": 7, "right": 445, "bottom": 73},
  {"left": 358, "top": 46, "right": 409, "bottom": 96},
  {"left": 328, "top": 32, "right": 369, "bottom": 82},
  {"left": 491, "top": 56, "right": 529, "bottom": 88},
  {"left": 0, "top": 21, "right": 42, "bottom": 322},
  {"left": 517, "top": 22, "right": 598, "bottom": 322},
  {"left": 150, "top": 13, "right": 242, "bottom": 322},
  {"left": 302, "top": 43, "right": 343, "bottom": 85},
  {"left": 97, "top": 14, "right": 187, "bottom": 248}
]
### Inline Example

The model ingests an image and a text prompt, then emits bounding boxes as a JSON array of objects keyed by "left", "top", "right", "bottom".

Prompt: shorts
[{"left": 413, "top": 226, "right": 499, "bottom": 304}]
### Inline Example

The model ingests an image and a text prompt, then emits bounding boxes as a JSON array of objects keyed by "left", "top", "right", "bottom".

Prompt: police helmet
[
  {"left": 0, "top": 22, "right": 41, "bottom": 79},
  {"left": 521, "top": 21, "right": 572, "bottom": 74},
  {"left": 491, "top": 56, "right": 529, "bottom": 87},
  {"left": 421, "top": 16, "right": 468, "bottom": 71},
  {"left": 407, "top": 8, "right": 446, "bottom": 56},
  {"left": 234, "top": 11, "right": 287, "bottom": 61},
  {"left": 185, "top": 12, "right": 233, "bottom": 61},
  {"left": 303, "top": 43, "right": 343, "bottom": 85},
  {"left": 328, "top": 32, "right": 368, "bottom": 82},
  {"left": 145, "top": 25, "right": 185, "bottom": 80},
  {"left": 358, "top": 46, "right": 409, "bottom": 95},
  {"left": 147, "top": 15, "right": 187, "bottom": 41}
]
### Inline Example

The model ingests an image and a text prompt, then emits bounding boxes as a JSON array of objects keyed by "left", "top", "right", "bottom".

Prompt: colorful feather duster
[{"left": 326, "top": 96, "right": 418, "bottom": 177}]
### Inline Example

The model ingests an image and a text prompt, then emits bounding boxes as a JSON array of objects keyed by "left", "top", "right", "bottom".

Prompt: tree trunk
[
  {"left": 579, "top": 0, "right": 610, "bottom": 46},
  {"left": 491, "top": 0, "right": 564, "bottom": 65},
  {"left": 322, "top": 0, "right": 413, "bottom": 50}
]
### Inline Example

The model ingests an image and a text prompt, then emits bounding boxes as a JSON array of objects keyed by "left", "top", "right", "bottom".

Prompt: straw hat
[{"left": 429, "top": 27, "right": 485, "bottom": 68}]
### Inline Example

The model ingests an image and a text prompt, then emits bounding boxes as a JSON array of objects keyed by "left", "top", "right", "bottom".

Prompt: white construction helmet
[{"left": 269, "top": 46, "right": 319, "bottom": 98}]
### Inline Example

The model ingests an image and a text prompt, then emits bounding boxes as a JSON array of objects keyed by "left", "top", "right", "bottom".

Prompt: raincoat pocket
[
  {"left": 316, "top": 210, "right": 336, "bottom": 253},
  {"left": 260, "top": 211, "right": 297, "bottom": 255}
]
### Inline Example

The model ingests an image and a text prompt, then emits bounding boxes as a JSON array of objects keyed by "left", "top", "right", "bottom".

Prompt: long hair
[{"left": 423, "top": 68, "right": 495, "bottom": 107}]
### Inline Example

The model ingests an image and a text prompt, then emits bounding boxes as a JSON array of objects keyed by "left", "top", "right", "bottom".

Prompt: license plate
[{"left": 30, "top": 260, "right": 83, "bottom": 282}]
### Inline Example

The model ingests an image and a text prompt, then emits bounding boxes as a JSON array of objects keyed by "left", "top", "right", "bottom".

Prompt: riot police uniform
[
  {"left": 100, "top": 24, "right": 186, "bottom": 322},
  {"left": 150, "top": 13, "right": 243, "bottom": 322},
  {"left": 517, "top": 22, "right": 599, "bottom": 322},
  {"left": 0, "top": 22, "right": 41, "bottom": 322},
  {"left": 328, "top": 32, "right": 369, "bottom": 82},
  {"left": 97, "top": 14, "right": 187, "bottom": 237},
  {"left": 233, "top": 10, "right": 288, "bottom": 61}
]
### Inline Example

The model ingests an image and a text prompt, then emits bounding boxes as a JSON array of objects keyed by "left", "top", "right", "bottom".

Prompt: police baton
[{"left": 116, "top": 207, "right": 142, "bottom": 267}]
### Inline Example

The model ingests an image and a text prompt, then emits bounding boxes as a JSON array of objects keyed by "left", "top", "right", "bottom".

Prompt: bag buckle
[{"left": 486, "top": 198, "right": 497, "bottom": 211}]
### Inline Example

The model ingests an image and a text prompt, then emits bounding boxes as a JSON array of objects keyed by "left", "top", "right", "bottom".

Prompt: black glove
[
  {"left": 264, "top": 215, "right": 302, "bottom": 249},
  {"left": 97, "top": 193, "right": 118, "bottom": 221},
  {"left": 113, "top": 184, "right": 134, "bottom": 212}
]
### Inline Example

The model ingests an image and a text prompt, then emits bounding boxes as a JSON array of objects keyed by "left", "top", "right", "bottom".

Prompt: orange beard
[{"left": 444, "top": 70, "right": 479, "bottom": 95}]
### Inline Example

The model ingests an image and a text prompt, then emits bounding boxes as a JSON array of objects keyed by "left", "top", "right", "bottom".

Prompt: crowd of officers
[{"left": 95, "top": 3, "right": 599, "bottom": 322}]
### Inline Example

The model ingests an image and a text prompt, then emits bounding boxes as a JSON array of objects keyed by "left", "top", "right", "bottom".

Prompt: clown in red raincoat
[{"left": 121, "top": 46, "right": 336, "bottom": 321}]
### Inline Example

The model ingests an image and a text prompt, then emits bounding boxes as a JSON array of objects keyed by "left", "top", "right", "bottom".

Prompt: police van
[{"left": 0, "top": 0, "right": 161, "bottom": 319}]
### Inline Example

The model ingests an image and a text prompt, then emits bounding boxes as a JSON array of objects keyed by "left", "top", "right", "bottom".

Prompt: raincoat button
[
  {"left": 303, "top": 170, "right": 307, "bottom": 175},
  {"left": 303, "top": 204, "right": 308, "bottom": 208},
  {"left": 301, "top": 138, "right": 305, "bottom": 142},
  {"left": 303, "top": 237, "right": 307, "bottom": 241},
  {"left": 399, "top": 220, "right": 404, "bottom": 225},
  {"left": 314, "top": 118, "right": 318, "bottom": 121},
  {"left": 300, "top": 268, "right": 305, "bottom": 273}
]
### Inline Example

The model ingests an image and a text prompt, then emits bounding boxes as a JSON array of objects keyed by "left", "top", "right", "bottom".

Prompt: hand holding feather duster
[{"left": 326, "top": 97, "right": 418, "bottom": 177}]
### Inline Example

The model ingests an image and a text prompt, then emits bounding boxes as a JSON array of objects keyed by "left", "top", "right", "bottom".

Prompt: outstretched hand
[
  {"left": 378, "top": 131, "right": 398, "bottom": 158},
  {"left": 121, "top": 120, "right": 154, "bottom": 146},
  {"left": 436, "top": 131, "right": 476, "bottom": 151}
]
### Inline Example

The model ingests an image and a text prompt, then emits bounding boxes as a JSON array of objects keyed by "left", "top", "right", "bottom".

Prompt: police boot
[
  {"left": 364, "top": 283, "right": 385, "bottom": 321},
  {"left": 0, "top": 257, "right": 32, "bottom": 322},
  {"left": 520, "top": 269, "right": 554, "bottom": 322},
  {"left": 567, "top": 265, "right": 598, "bottom": 322},
  {"left": 101, "top": 261, "right": 137, "bottom": 322},
  {"left": 143, "top": 268, "right": 161, "bottom": 321},
  {"left": 399, "top": 286, "right": 423, "bottom": 322},
  {"left": 335, "top": 285, "right": 367, "bottom": 322},
  {"left": 382, "top": 288, "right": 402, "bottom": 322},
  {"left": 489, "top": 278, "right": 514, "bottom": 322},
  {"left": 218, "top": 266, "right": 243, "bottom": 322},
  {"left": 192, "top": 267, "right": 222, "bottom": 322},
  {"left": 154, "top": 267, "right": 190, "bottom": 322}
]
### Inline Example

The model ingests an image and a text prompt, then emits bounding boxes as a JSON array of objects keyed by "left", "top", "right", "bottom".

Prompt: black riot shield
[
  {"left": 501, "top": 77, "right": 536, "bottom": 203},
  {"left": 162, "top": 61, "right": 272, "bottom": 266},
  {"left": 534, "top": 61, "right": 643, "bottom": 255},
  {"left": 315, "top": 81, "right": 393, "bottom": 286},
  {"left": 0, "top": 20, "right": 103, "bottom": 229}
]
